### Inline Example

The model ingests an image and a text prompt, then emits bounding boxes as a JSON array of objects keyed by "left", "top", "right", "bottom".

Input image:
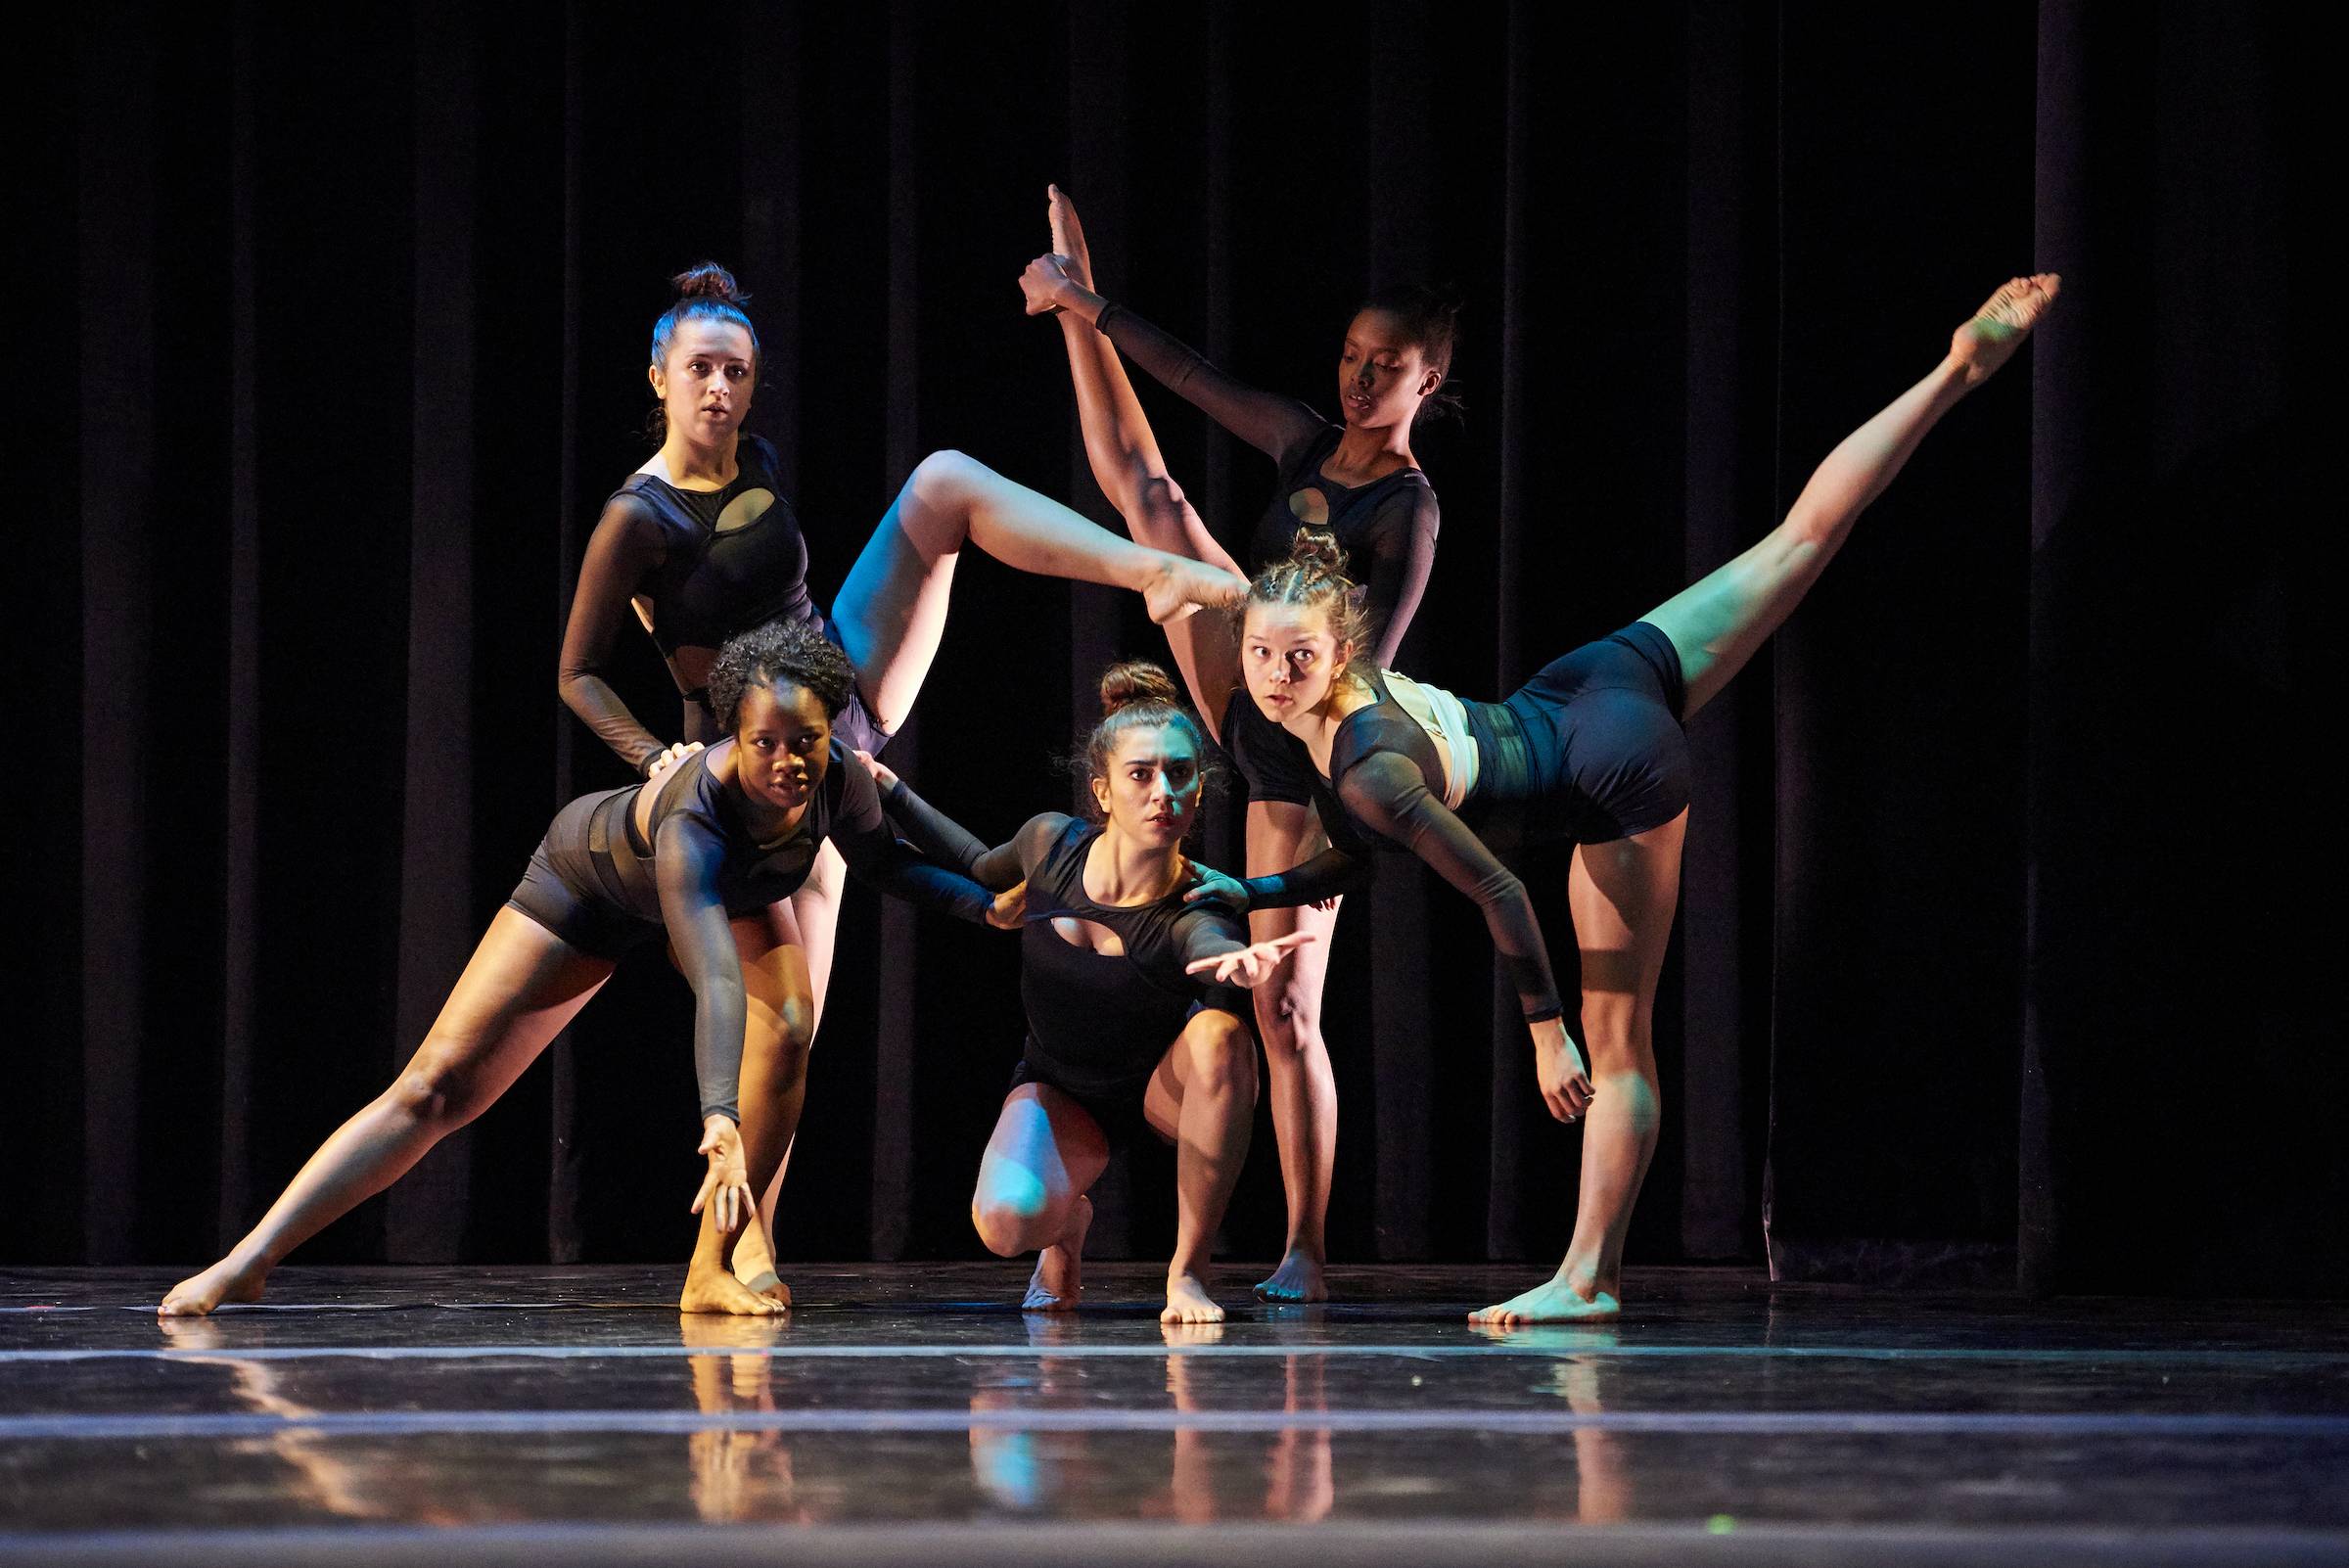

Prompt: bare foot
[
  {"left": 159, "top": 1257, "right": 267, "bottom": 1317},
  {"left": 1253, "top": 1250, "right": 1329, "bottom": 1304},
  {"left": 1162, "top": 1271, "right": 1225, "bottom": 1324},
  {"left": 1469, "top": 1274, "right": 1621, "bottom": 1326},
  {"left": 681, "top": 1262, "right": 785, "bottom": 1316},
  {"left": 1047, "top": 184, "right": 1094, "bottom": 291},
  {"left": 1144, "top": 556, "right": 1247, "bottom": 625},
  {"left": 729, "top": 1220, "right": 793, "bottom": 1308},
  {"left": 1950, "top": 273, "right": 2061, "bottom": 387},
  {"left": 1023, "top": 1195, "right": 1092, "bottom": 1312}
]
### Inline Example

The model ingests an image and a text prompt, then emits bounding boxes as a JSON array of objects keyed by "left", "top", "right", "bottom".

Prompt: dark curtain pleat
[
  {"left": 1760, "top": 4, "right": 2037, "bottom": 1287},
  {"left": 2025, "top": 1, "right": 2328, "bottom": 1294},
  {"left": 386, "top": 0, "right": 481, "bottom": 1263},
  {"left": 216, "top": 1, "right": 263, "bottom": 1253},
  {"left": 1676, "top": 0, "right": 1773, "bottom": 1262},
  {"left": 866, "top": 0, "right": 924, "bottom": 1262},
  {"left": 76, "top": 10, "right": 159, "bottom": 1266},
  {"left": 544, "top": 4, "right": 591, "bottom": 1268}
]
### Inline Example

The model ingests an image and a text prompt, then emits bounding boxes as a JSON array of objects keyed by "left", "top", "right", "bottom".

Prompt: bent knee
[
  {"left": 1136, "top": 473, "right": 1186, "bottom": 512},
  {"left": 1577, "top": 994, "right": 1657, "bottom": 1071},
  {"left": 1184, "top": 1013, "right": 1258, "bottom": 1097},
  {"left": 908, "top": 447, "right": 984, "bottom": 498},
  {"left": 971, "top": 1171, "right": 1055, "bottom": 1257}
]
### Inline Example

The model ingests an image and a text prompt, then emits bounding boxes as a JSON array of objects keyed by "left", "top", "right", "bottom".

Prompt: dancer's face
[
  {"left": 1337, "top": 309, "right": 1440, "bottom": 433},
  {"left": 651, "top": 321, "right": 757, "bottom": 445},
  {"left": 1090, "top": 723, "right": 1204, "bottom": 852},
  {"left": 1242, "top": 603, "right": 1351, "bottom": 723},
  {"left": 733, "top": 680, "right": 830, "bottom": 813}
]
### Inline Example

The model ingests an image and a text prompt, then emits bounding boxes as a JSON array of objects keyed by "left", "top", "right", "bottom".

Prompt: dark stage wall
[{"left": 12, "top": 2, "right": 2326, "bottom": 1292}]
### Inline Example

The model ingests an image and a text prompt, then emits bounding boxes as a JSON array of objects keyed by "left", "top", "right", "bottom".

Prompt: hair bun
[
  {"left": 1098, "top": 660, "right": 1182, "bottom": 716},
  {"left": 1286, "top": 528, "right": 1352, "bottom": 577},
  {"left": 670, "top": 262, "right": 746, "bottom": 304}
]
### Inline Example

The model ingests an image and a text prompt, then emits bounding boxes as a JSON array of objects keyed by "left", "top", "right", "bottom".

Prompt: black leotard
[
  {"left": 505, "top": 741, "right": 990, "bottom": 1120},
  {"left": 559, "top": 435, "right": 886, "bottom": 774},
  {"left": 1094, "top": 303, "right": 1441, "bottom": 807},
  {"left": 882, "top": 799, "right": 1253, "bottom": 1124},
  {"left": 1234, "top": 623, "right": 1693, "bottom": 1025}
]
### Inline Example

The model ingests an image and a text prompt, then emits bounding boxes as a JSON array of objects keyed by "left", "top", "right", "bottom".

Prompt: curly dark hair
[
  {"left": 709, "top": 620, "right": 857, "bottom": 733},
  {"left": 1070, "top": 660, "right": 1223, "bottom": 824}
]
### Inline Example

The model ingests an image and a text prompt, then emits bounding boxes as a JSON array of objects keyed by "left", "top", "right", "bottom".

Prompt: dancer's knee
[
  {"left": 389, "top": 1040, "right": 487, "bottom": 1129},
  {"left": 907, "top": 448, "right": 985, "bottom": 506},
  {"left": 1253, "top": 978, "right": 1323, "bottom": 1058},
  {"left": 971, "top": 1168, "right": 1059, "bottom": 1257},
  {"left": 1578, "top": 993, "right": 1659, "bottom": 1079},
  {"left": 1183, "top": 1012, "right": 1258, "bottom": 1103}
]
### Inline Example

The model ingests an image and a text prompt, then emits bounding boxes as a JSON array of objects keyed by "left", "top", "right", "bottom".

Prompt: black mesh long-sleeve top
[
  {"left": 1094, "top": 303, "right": 1440, "bottom": 668},
  {"left": 559, "top": 435, "right": 820, "bottom": 775},
  {"left": 1232, "top": 671, "right": 1567, "bottom": 1025},
  {"left": 879, "top": 795, "right": 1255, "bottom": 1019},
  {"left": 609, "top": 743, "right": 991, "bottom": 1121}
]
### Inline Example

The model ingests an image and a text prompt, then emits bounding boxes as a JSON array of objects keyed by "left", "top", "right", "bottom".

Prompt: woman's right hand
[
  {"left": 1021, "top": 254, "right": 1081, "bottom": 317},
  {"left": 1180, "top": 864, "right": 1251, "bottom": 912},
  {"left": 851, "top": 749, "right": 900, "bottom": 793},
  {"left": 691, "top": 1116, "right": 756, "bottom": 1234}
]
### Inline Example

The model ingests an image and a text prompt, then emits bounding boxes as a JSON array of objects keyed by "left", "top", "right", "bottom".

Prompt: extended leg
[
  {"left": 1046, "top": 186, "right": 1246, "bottom": 729},
  {"left": 161, "top": 908, "right": 614, "bottom": 1315},
  {"left": 828, "top": 451, "right": 1244, "bottom": 734},
  {"left": 1646, "top": 276, "right": 2059, "bottom": 717},
  {"left": 1473, "top": 811, "right": 1686, "bottom": 1325},
  {"left": 1143, "top": 1009, "right": 1261, "bottom": 1323},
  {"left": 972, "top": 1084, "right": 1111, "bottom": 1311},
  {"left": 1246, "top": 804, "right": 1341, "bottom": 1303}
]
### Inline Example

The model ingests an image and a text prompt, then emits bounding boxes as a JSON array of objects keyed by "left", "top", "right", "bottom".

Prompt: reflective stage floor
[{"left": 2, "top": 1265, "right": 2344, "bottom": 1565}]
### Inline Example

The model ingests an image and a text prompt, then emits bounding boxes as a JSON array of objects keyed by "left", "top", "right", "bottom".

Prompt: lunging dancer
[
  {"left": 558, "top": 264, "right": 1243, "bottom": 1299},
  {"left": 161, "top": 622, "right": 1009, "bottom": 1318},
  {"left": 1187, "top": 277, "right": 2061, "bottom": 1322},
  {"left": 864, "top": 665, "right": 1312, "bottom": 1323},
  {"left": 1020, "top": 188, "right": 1449, "bottom": 1302}
]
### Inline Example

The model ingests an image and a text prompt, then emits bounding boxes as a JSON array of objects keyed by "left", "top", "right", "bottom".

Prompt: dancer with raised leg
[
  {"left": 161, "top": 622, "right": 1011, "bottom": 1318},
  {"left": 863, "top": 665, "right": 1312, "bottom": 1323},
  {"left": 558, "top": 264, "right": 1243, "bottom": 1301},
  {"left": 1021, "top": 188, "right": 1450, "bottom": 1302},
  {"left": 1184, "top": 278, "right": 2060, "bottom": 1323}
]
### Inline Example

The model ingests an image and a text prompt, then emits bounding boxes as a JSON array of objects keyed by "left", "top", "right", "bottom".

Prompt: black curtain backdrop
[{"left": 12, "top": 2, "right": 2326, "bottom": 1292}]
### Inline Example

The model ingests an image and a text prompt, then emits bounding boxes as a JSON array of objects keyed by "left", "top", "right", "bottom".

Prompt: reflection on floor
[{"left": 1, "top": 1265, "right": 2345, "bottom": 1566}]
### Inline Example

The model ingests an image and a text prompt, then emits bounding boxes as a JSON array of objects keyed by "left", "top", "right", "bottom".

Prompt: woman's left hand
[
  {"left": 987, "top": 880, "right": 1030, "bottom": 931},
  {"left": 1184, "top": 931, "right": 1318, "bottom": 989}
]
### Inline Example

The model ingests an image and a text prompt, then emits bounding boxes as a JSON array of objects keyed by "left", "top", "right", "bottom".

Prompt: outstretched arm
[
  {"left": 826, "top": 764, "right": 1013, "bottom": 922},
  {"left": 559, "top": 496, "right": 673, "bottom": 776},
  {"left": 1336, "top": 752, "right": 1564, "bottom": 1025}
]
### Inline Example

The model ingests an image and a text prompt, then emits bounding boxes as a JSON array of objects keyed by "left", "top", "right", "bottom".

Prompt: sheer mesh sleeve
[
  {"left": 559, "top": 494, "right": 671, "bottom": 776},
  {"left": 1170, "top": 902, "right": 1253, "bottom": 1017},
  {"left": 1097, "top": 302, "right": 1325, "bottom": 464},
  {"left": 826, "top": 763, "right": 996, "bottom": 923},
  {"left": 651, "top": 811, "right": 750, "bottom": 1123},
  {"left": 1335, "top": 752, "right": 1564, "bottom": 1022},
  {"left": 1359, "top": 482, "right": 1441, "bottom": 668}
]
